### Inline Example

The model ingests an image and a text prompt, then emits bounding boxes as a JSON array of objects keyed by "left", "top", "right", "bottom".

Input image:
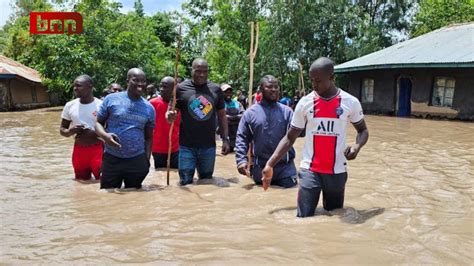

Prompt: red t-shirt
[{"left": 149, "top": 96, "right": 181, "bottom": 153}]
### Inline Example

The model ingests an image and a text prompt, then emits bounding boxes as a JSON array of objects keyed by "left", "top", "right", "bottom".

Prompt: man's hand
[
  {"left": 104, "top": 133, "right": 121, "bottom": 148},
  {"left": 221, "top": 139, "right": 230, "bottom": 155},
  {"left": 69, "top": 124, "right": 85, "bottom": 135},
  {"left": 344, "top": 144, "right": 360, "bottom": 160},
  {"left": 261, "top": 165, "right": 273, "bottom": 191},
  {"left": 166, "top": 110, "right": 177, "bottom": 123},
  {"left": 237, "top": 163, "right": 250, "bottom": 177}
]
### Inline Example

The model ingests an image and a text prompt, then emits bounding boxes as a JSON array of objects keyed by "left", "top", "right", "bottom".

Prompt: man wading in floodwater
[
  {"left": 96, "top": 68, "right": 155, "bottom": 189},
  {"left": 166, "top": 58, "right": 231, "bottom": 186},
  {"left": 149, "top": 76, "right": 181, "bottom": 169},
  {"left": 60, "top": 75, "right": 103, "bottom": 182},
  {"left": 235, "top": 75, "right": 298, "bottom": 188},
  {"left": 262, "top": 57, "right": 369, "bottom": 217}
]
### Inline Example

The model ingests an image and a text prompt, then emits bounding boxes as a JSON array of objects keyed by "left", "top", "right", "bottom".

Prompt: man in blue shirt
[
  {"left": 96, "top": 68, "right": 155, "bottom": 189},
  {"left": 221, "top": 83, "right": 244, "bottom": 152},
  {"left": 235, "top": 75, "right": 297, "bottom": 188},
  {"left": 279, "top": 91, "right": 292, "bottom": 107}
]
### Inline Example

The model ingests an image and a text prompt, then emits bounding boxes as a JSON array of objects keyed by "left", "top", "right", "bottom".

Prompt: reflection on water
[{"left": 0, "top": 108, "right": 473, "bottom": 264}]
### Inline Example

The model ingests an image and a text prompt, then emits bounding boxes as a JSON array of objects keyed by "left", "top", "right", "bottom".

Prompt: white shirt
[
  {"left": 291, "top": 89, "right": 364, "bottom": 174},
  {"left": 61, "top": 98, "right": 102, "bottom": 130}
]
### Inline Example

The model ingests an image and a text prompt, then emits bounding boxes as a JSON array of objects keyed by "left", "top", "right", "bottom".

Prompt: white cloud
[{"left": 0, "top": 0, "right": 14, "bottom": 27}]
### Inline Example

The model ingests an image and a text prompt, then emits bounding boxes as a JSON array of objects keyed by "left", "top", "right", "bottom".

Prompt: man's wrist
[
  {"left": 222, "top": 136, "right": 230, "bottom": 142},
  {"left": 266, "top": 158, "right": 276, "bottom": 168}
]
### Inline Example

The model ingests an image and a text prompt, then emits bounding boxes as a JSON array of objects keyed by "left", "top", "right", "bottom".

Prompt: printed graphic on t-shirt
[
  {"left": 312, "top": 118, "right": 340, "bottom": 137},
  {"left": 188, "top": 95, "right": 214, "bottom": 121}
]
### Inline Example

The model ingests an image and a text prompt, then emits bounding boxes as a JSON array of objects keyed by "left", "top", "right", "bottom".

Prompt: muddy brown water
[{"left": 0, "top": 108, "right": 473, "bottom": 264}]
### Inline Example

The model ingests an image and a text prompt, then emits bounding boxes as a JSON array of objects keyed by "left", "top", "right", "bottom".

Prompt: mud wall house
[
  {"left": 0, "top": 55, "right": 51, "bottom": 111},
  {"left": 335, "top": 23, "right": 474, "bottom": 120}
]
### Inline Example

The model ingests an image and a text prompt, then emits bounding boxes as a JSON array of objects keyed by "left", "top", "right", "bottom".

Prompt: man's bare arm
[{"left": 344, "top": 119, "right": 369, "bottom": 160}]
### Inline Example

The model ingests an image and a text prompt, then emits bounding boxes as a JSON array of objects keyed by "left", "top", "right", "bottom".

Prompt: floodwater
[{"left": 0, "top": 108, "right": 473, "bottom": 264}]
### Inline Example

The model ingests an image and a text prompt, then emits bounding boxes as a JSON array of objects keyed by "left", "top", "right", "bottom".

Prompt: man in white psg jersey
[{"left": 262, "top": 57, "right": 369, "bottom": 217}]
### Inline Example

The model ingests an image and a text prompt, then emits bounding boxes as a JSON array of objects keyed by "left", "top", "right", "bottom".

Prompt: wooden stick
[
  {"left": 246, "top": 22, "right": 259, "bottom": 177},
  {"left": 299, "top": 61, "right": 305, "bottom": 94},
  {"left": 247, "top": 22, "right": 254, "bottom": 108},
  {"left": 166, "top": 24, "right": 182, "bottom": 186}
]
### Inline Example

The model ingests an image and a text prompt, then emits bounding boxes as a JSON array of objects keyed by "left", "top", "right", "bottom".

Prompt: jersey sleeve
[
  {"left": 349, "top": 98, "right": 364, "bottom": 123},
  {"left": 61, "top": 102, "right": 71, "bottom": 121},
  {"left": 290, "top": 99, "right": 306, "bottom": 129}
]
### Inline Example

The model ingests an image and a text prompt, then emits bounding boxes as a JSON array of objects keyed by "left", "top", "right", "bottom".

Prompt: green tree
[
  {"left": 134, "top": 0, "right": 145, "bottom": 17},
  {"left": 182, "top": 1, "right": 415, "bottom": 96},
  {"left": 411, "top": 0, "right": 474, "bottom": 37},
  {"left": 2, "top": 0, "right": 182, "bottom": 101},
  {"left": 150, "top": 12, "right": 179, "bottom": 47}
]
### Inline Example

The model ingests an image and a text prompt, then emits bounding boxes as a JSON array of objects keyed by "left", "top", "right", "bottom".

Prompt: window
[
  {"left": 432, "top": 77, "right": 455, "bottom": 107},
  {"left": 361, "top": 78, "right": 374, "bottom": 103}
]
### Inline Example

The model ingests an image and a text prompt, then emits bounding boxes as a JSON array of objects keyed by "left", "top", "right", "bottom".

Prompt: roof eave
[{"left": 334, "top": 63, "right": 474, "bottom": 73}]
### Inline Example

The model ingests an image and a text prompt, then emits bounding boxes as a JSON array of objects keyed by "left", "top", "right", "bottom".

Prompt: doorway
[{"left": 397, "top": 77, "right": 412, "bottom": 117}]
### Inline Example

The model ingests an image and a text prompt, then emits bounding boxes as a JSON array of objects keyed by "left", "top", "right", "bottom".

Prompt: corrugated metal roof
[
  {"left": 335, "top": 23, "right": 474, "bottom": 73},
  {"left": 0, "top": 55, "right": 42, "bottom": 83}
]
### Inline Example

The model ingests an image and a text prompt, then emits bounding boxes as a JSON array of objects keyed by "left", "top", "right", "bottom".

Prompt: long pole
[
  {"left": 166, "top": 24, "right": 182, "bottom": 186},
  {"left": 299, "top": 61, "right": 305, "bottom": 94},
  {"left": 246, "top": 22, "right": 259, "bottom": 177},
  {"left": 247, "top": 22, "right": 259, "bottom": 107}
]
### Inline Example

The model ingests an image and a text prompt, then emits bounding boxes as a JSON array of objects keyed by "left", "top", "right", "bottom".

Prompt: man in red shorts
[
  {"left": 149, "top": 76, "right": 181, "bottom": 169},
  {"left": 60, "top": 75, "right": 103, "bottom": 181},
  {"left": 262, "top": 57, "right": 369, "bottom": 217}
]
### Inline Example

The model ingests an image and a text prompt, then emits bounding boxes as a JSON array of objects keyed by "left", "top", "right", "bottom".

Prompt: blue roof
[{"left": 335, "top": 23, "right": 474, "bottom": 73}]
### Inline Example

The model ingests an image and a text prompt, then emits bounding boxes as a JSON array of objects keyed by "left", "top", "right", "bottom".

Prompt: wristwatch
[{"left": 223, "top": 136, "right": 230, "bottom": 142}]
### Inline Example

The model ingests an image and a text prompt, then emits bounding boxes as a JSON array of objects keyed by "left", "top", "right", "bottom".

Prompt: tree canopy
[{"left": 1, "top": 0, "right": 472, "bottom": 101}]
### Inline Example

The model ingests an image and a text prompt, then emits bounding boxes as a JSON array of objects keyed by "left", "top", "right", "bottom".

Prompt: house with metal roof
[
  {"left": 0, "top": 55, "right": 51, "bottom": 111},
  {"left": 335, "top": 23, "right": 474, "bottom": 120}
]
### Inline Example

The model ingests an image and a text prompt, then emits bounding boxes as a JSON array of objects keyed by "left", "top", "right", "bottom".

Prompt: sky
[{"left": 0, "top": 0, "right": 185, "bottom": 27}]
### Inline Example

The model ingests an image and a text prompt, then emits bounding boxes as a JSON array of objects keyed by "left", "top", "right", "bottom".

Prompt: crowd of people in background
[{"left": 59, "top": 57, "right": 368, "bottom": 218}]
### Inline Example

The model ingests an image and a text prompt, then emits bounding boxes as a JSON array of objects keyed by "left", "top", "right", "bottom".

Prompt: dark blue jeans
[
  {"left": 297, "top": 169, "right": 348, "bottom": 217},
  {"left": 178, "top": 145, "right": 216, "bottom": 186}
]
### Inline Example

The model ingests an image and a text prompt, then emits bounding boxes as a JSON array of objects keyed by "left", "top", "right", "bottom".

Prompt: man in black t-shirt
[{"left": 166, "top": 58, "right": 231, "bottom": 186}]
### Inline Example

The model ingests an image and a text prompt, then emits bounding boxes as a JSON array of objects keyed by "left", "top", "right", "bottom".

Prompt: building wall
[
  {"left": 451, "top": 69, "right": 474, "bottom": 120},
  {"left": 340, "top": 67, "right": 474, "bottom": 120},
  {"left": 0, "top": 79, "right": 10, "bottom": 111},
  {"left": 0, "top": 77, "right": 51, "bottom": 111},
  {"left": 345, "top": 70, "right": 396, "bottom": 115},
  {"left": 35, "top": 84, "right": 50, "bottom": 103},
  {"left": 10, "top": 78, "right": 34, "bottom": 104}
]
